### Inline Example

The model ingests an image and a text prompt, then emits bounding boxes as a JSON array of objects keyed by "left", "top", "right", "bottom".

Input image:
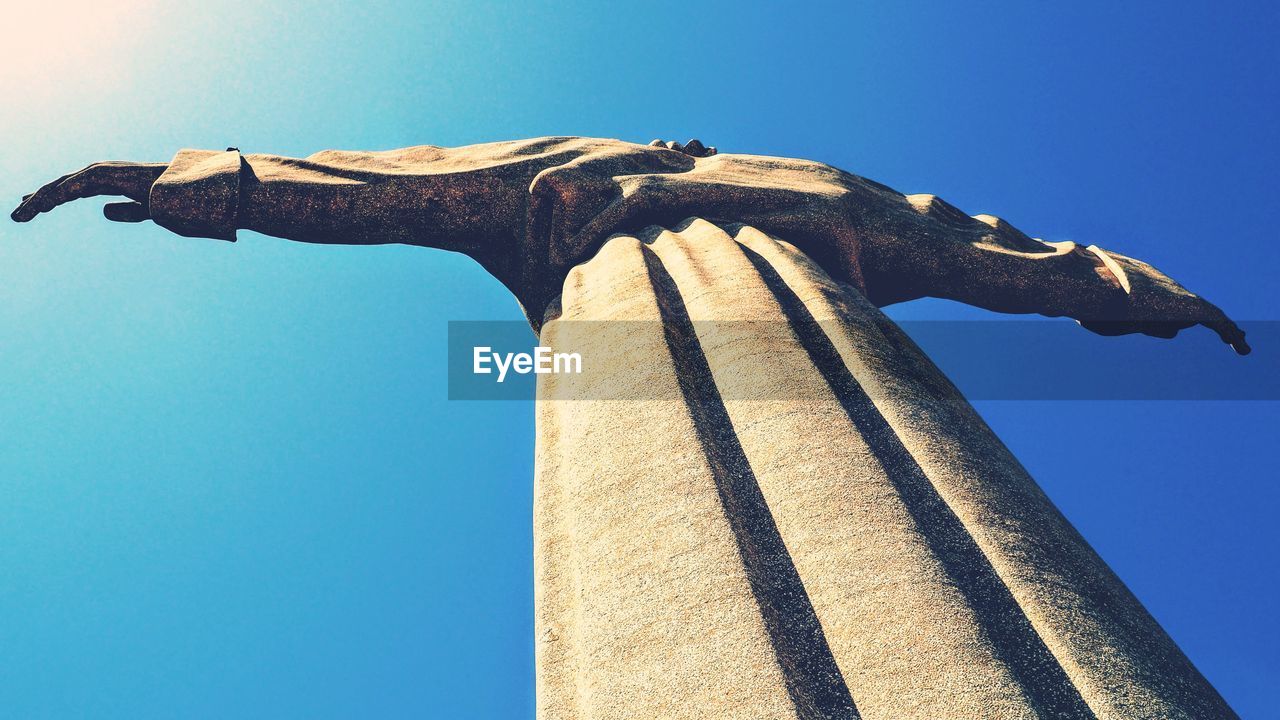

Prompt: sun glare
[{"left": 0, "top": 1, "right": 155, "bottom": 91}]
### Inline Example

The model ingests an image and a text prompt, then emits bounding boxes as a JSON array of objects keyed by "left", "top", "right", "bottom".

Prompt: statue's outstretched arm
[
  {"left": 10, "top": 143, "right": 579, "bottom": 249},
  {"left": 9, "top": 140, "right": 637, "bottom": 292},
  {"left": 8, "top": 138, "right": 692, "bottom": 324},
  {"left": 857, "top": 192, "right": 1250, "bottom": 354},
  {"left": 10, "top": 139, "right": 1249, "bottom": 353}
]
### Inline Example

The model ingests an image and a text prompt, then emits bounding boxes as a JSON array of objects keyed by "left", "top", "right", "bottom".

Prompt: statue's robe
[{"left": 146, "top": 138, "right": 1238, "bottom": 719}]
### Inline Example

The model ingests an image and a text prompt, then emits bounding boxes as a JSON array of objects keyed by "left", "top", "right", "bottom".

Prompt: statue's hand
[
  {"left": 864, "top": 192, "right": 1251, "bottom": 356},
  {"left": 648, "top": 138, "right": 717, "bottom": 158},
  {"left": 11, "top": 162, "right": 168, "bottom": 224},
  {"left": 1076, "top": 253, "right": 1251, "bottom": 355}
]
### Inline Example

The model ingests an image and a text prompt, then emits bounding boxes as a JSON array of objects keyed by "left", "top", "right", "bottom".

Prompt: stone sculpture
[{"left": 12, "top": 137, "right": 1246, "bottom": 718}]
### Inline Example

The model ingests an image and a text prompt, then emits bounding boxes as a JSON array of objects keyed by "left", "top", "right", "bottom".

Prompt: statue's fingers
[
  {"left": 11, "top": 163, "right": 163, "bottom": 223},
  {"left": 11, "top": 197, "right": 41, "bottom": 222},
  {"left": 11, "top": 170, "right": 80, "bottom": 221},
  {"left": 12, "top": 167, "right": 93, "bottom": 219},
  {"left": 11, "top": 166, "right": 108, "bottom": 221},
  {"left": 103, "top": 201, "right": 151, "bottom": 223},
  {"left": 1203, "top": 314, "right": 1250, "bottom": 355},
  {"left": 1178, "top": 296, "right": 1250, "bottom": 354},
  {"left": 1161, "top": 299, "right": 1250, "bottom": 354}
]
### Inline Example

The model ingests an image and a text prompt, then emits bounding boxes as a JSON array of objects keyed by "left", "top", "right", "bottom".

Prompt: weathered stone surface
[
  {"left": 12, "top": 137, "right": 1246, "bottom": 718},
  {"left": 536, "top": 220, "right": 1236, "bottom": 719},
  {"left": 12, "top": 137, "right": 1248, "bottom": 352}
]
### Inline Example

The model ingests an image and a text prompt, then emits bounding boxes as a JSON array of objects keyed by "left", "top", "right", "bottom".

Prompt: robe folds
[{"left": 535, "top": 220, "right": 1235, "bottom": 719}]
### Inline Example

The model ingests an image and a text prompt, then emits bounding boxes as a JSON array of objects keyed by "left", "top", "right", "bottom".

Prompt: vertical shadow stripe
[
  {"left": 639, "top": 245, "right": 861, "bottom": 720},
  {"left": 739, "top": 243, "right": 1096, "bottom": 718}
]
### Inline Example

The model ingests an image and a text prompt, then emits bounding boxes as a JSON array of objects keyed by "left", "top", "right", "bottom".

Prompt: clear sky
[{"left": 1, "top": 1, "right": 1276, "bottom": 717}]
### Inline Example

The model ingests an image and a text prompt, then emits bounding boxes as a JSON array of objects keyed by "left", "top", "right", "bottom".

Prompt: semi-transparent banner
[{"left": 447, "top": 320, "right": 1278, "bottom": 401}]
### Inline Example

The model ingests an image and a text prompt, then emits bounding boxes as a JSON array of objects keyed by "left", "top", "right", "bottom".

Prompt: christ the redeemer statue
[{"left": 13, "top": 137, "right": 1246, "bottom": 719}]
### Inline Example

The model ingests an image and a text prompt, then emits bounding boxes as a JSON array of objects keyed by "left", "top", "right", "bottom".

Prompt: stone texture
[
  {"left": 12, "top": 137, "right": 1246, "bottom": 718},
  {"left": 536, "top": 220, "right": 1236, "bottom": 719},
  {"left": 14, "top": 137, "right": 1246, "bottom": 351}
]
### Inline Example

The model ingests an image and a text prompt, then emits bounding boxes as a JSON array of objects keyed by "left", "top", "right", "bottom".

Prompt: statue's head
[{"left": 649, "top": 138, "right": 717, "bottom": 158}]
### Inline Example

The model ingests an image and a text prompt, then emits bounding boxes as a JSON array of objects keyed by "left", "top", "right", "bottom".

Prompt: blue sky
[{"left": 1, "top": 1, "right": 1276, "bottom": 717}]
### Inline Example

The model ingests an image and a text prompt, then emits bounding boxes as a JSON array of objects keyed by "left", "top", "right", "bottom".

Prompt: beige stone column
[{"left": 533, "top": 220, "right": 1237, "bottom": 720}]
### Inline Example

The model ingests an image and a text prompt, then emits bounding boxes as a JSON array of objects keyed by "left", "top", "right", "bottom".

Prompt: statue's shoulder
[
  {"left": 412, "top": 137, "right": 864, "bottom": 184},
  {"left": 376, "top": 137, "right": 882, "bottom": 200},
  {"left": 450, "top": 136, "right": 650, "bottom": 159}
]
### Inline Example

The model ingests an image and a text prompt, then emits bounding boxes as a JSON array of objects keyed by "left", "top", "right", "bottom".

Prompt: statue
[{"left": 12, "top": 137, "right": 1246, "bottom": 719}]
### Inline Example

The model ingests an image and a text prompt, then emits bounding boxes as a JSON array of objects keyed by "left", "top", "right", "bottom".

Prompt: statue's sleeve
[
  {"left": 148, "top": 150, "right": 243, "bottom": 241},
  {"left": 146, "top": 143, "right": 572, "bottom": 253}
]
